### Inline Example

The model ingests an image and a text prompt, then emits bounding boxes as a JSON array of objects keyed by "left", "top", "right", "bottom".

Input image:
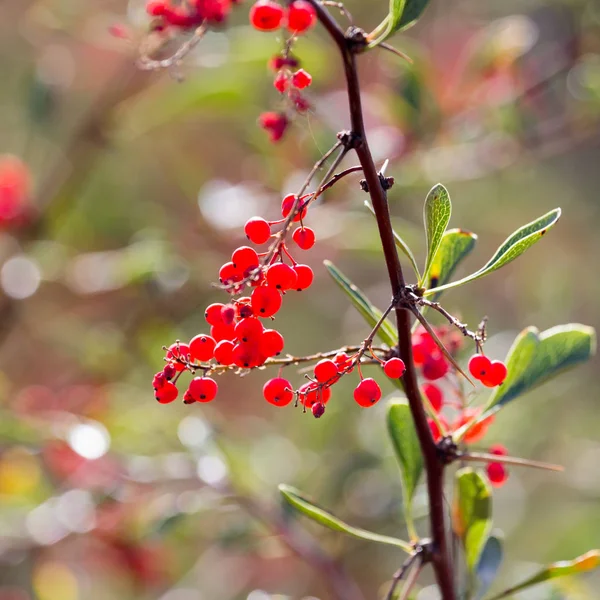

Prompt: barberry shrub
[{"left": 141, "top": 0, "right": 598, "bottom": 598}]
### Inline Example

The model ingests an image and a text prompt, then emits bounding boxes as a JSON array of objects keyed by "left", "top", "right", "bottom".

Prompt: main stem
[{"left": 310, "top": 4, "right": 456, "bottom": 598}]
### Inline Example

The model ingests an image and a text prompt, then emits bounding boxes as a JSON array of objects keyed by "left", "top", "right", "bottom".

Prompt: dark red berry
[
  {"left": 292, "top": 226, "right": 315, "bottom": 250},
  {"left": 162, "top": 364, "right": 176, "bottom": 380},
  {"left": 263, "top": 377, "right": 294, "bottom": 406},
  {"left": 220, "top": 304, "right": 236, "bottom": 326},
  {"left": 250, "top": 0, "right": 285, "bottom": 31},
  {"left": 383, "top": 357, "right": 406, "bottom": 379},
  {"left": 353, "top": 378, "right": 382, "bottom": 407},
  {"left": 287, "top": 0, "right": 316, "bottom": 33},
  {"left": 311, "top": 402, "right": 325, "bottom": 418},
  {"left": 156, "top": 381, "right": 178, "bottom": 404},
  {"left": 486, "top": 462, "right": 508, "bottom": 487},
  {"left": 244, "top": 217, "right": 271, "bottom": 244},
  {"left": 189, "top": 334, "right": 216, "bottom": 362}
]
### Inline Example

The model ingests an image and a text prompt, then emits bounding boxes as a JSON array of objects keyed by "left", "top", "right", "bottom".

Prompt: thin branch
[
  {"left": 385, "top": 553, "right": 420, "bottom": 600},
  {"left": 399, "top": 557, "right": 424, "bottom": 600},
  {"left": 460, "top": 452, "right": 564, "bottom": 473}
]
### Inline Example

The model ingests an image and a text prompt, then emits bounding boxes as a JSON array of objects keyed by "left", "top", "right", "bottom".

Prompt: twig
[
  {"left": 385, "top": 553, "right": 420, "bottom": 600},
  {"left": 398, "top": 556, "right": 424, "bottom": 600},
  {"left": 320, "top": 1, "right": 353, "bottom": 24},
  {"left": 460, "top": 452, "right": 564, "bottom": 473}
]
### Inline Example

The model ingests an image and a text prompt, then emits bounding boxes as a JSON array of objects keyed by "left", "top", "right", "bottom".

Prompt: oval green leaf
[
  {"left": 279, "top": 484, "right": 412, "bottom": 553},
  {"left": 324, "top": 260, "right": 397, "bottom": 347},
  {"left": 487, "top": 550, "right": 600, "bottom": 600},
  {"left": 453, "top": 468, "right": 492, "bottom": 572},
  {"left": 423, "top": 208, "right": 561, "bottom": 296},
  {"left": 369, "top": 0, "right": 432, "bottom": 47},
  {"left": 387, "top": 400, "right": 423, "bottom": 539},
  {"left": 421, "top": 184, "right": 452, "bottom": 286},
  {"left": 476, "top": 535, "right": 503, "bottom": 600}
]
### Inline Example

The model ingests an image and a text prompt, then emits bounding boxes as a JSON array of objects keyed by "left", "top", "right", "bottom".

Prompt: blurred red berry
[
  {"left": 287, "top": 0, "right": 316, "bottom": 33},
  {"left": 291, "top": 69, "right": 312, "bottom": 89},
  {"left": 250, "top": 0, "right": 285, "bottom": 31},
  {"left": 422, "top": 354, "right": 449, "bottom": 380},
  {"left": 486, "top": 462, "right": 508, "bottom": 487},
  {"left": 422, "top": 383, "right": 443, "bottom": 412},
  {"left": 273, "top": 71, "right": 289, "bottom": 93},
  {"left": 259, "top": 111, "right": 288, "bottom": 142}
]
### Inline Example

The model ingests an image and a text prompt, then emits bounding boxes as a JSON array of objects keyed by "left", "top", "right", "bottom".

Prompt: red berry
[
  {"left": 266, "top": 263, "right": 297, "bottom": 290},
  {"left": 188, "top": 377, "right": 218, "bottom": 403},
  {"left": 468, "top": 354, "right": 492, "bottom": 380},
  {"left": 481, "top": 360, "right": 508, "bottom": 388},
  {"left": 214, "top": 340, "right": 235, "bottom": 365},
  {"left": 293, "top": 264, "right": 314, "bottom": 290},
  {"left": 263, "top": 377, "right": 294, "bottom": 406},
  {"left": 152, "top": 371, "right": 166, "bottom": 390},
  {"left": 205, "top": 303, "right": 225, "bottom": 326},
  {"left": 298, "top": 382, "right": 331, "bottom": 407},
  {"left": 146, "top": 0, "right": 167, "bottom": 16},
  {"left": 189, "top": 334, "right": 216, "bottom": 362},
  {"left": 334, "top": 351, "right": 354, "bottom": 373},
  {"left": 486, "top": 462, "right": 508, "bottom": 487},
  {"left": 156, "top": 381, "right": 178, "bottom": 404},
  {"left": 422, "top": 383, "right": 443, "bottom": 412},
  {"left": 313, "top": 359, "right": 338, "bottom": 383},
  {"left": 234, "top": 317, "right": 264, "bottom": 343},
  {"left": 220, "top": 304, "right": 236, "bottom": 326},
  {"left": 489, "top": 444, "right": 508, "bottom": 456},
  {"left": 260, "top": 329, "right": 285, "bottom": 356},
  {"left": 162, "top": 364, "right": 176, "bottom": 380},
  {"left": 428, "top": 416, "right": 449, "bottom": 442},
  {"left": 383, "top": 357, "right": 406, "bottom": 379},
  {"left": 244, "top": 217, "right": 271, "bottom": 244},
  {"left": 458, "top": 409, "right": 495, "bottom": 444},
  {"left": 235, "top": 297, "right": 254, "bottom": 319},
  {"left": 281, "top": 194, "right": 307, "bottom": 221},
  {"left": 291, "top": 69, "right": 312, "bottom": 89},
  {"left": 251, "top": 285, "right": 282, "bottom": 317},
  {"left": 312, "top": 402, "right": 325, "bottom": 418},
  {"left": 292, "top": 226, "right": 315, "bottom": 250},
  {"left": 422, "top": 354, "right": 449, "bottom": 381},
  {"left": 166, "top": 343, "right": 191, "bottom": 371},
  {"left": 287, "top": 0, "right": 316, "bottom": 33},
  {"left": 232, "top": 343, "right": 261, "bottom": 369},
  {"left": 353, "top": 378, "right": 382, "bottom": 408},
  {"left": 259, "top": 111, "right": 288, "bottom": 142},
  {"left": 249, "top": 0, "right": 285, "bottom": 31},
  {"left": 290, "top": 90, "right": 310, "bottom": 112},
  {"left": 219, "top": 261, "right": 242, "bottom": 286},
  {"left": 232, "top": 246, "right": 260, "bottom": 271},
  {"left": 273, "top": 71, "right": 289, "bottom": 93},
  {"left": 210, "top": 323, "right": 236, "bottom": 342}
]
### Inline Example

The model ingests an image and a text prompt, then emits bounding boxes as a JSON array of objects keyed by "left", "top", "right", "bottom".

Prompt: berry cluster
[
  {"left": 0, "top": 155, "right": 34, "bottom": 229},
  {"left": 146, "top": 0, "right": 241, "bottom": 29},
  {"left": 249, "top": 0, "right": 316, "bottom": 34},
  {"left": 468, "top": 353, "right": 508, "bottom": 387}
]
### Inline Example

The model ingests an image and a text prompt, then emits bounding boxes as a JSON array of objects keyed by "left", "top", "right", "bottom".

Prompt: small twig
[
  {"left": 378, "top": 42, "right": 413, "bottom": 64},
  {"left": 391, "top": 555, "right": 424, "bottom": 600},
  {"left": 320, "top": 1, "right": 353, "bottom": 23},
  {"left": 460, "top": 452, "right": 564, "bottom": 473},
  {"left": 385, "top": 553, "right": 420, "bottom": 600}
]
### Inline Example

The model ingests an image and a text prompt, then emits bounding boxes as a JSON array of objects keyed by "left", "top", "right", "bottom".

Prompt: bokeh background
[{"left": 1, "top": 0, "right": 600, "bottom": 599}]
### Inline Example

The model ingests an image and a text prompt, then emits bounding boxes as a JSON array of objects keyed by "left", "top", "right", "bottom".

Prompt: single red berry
[
  {"left": 266, "top": 263, "right": 298, "bottom": 290},
  {"left": 422, "top": 354, "right": 449, "bottom": 381},
  {"left": 183, "top": 390, "right": 195, "bottom": 405},
  {"left": 232, "top": 246, "right": 260, "bottom": 271},
  {"left": 290, "top": 90, "right": 310, "bottom": 112},
  {"left": 234, "top": 317, "right": 264, "bottom": 343},
  {"left": 251, "top": 285, "right": 282, "bottom": 317},
  {"left": 489, "top": 444, "right": 508, "bottom": 456},
  {"left": 235, "top": 297, "right": 254, "bottom": 319},
  {"left": 353, "top": 378, "right": 382, "bottom": 408},
  {"left": 481, "top": 360, "right": 508, "bottom": 388},
  {"left": 292, "top": 226, "right": 315, "bottom": 250},
  {"left": 166, "top": 342, "right": 191, "bottom": 371},
  {"left": 293, "top": 264, "right": 314, "bottom": 290},
  {"left": 458, "top": 409, "right": 495, "bottom": 444},
  {"left": 214, "top": 340, "right": 235, "bottom": 365},
  {"left": 281, "top": 194, "right": 308, "bottom": 221},
  {"left": 334, "top": 351, "right": 354, "bottom": 373},
  {"left": 205, "top": 303, "right": 225, "bottom": 326},
  {"left": 152, "top": 371, "right": 166, "bottom": 390},
  {"left": 220, "top": 304, "right": 236, "bottom": 326},
  {"left": 486, "top": 462, "right": 508, "bottom": 487},
  {"left": 260, "top": 329, "right": 285, "bottom": 356},
  {"left": 312, "top": 402, "right": 325, "bottom": 418},
  {"left": 232, "top": 342, "right": 261, "bottom": 368},
  {"left": 210, "top": 323, "right": 236, "bottom": 342},
  {"left": 244, "top": 217, "right": 271, "bottom": 244},
  {"left": 269, "top": 55, "right": 299, "bottom": 70},
  {"left": 422, "top": 383, "right": 443, "bottom": 412},
  {"left": 428, "top": 416, "right": 449, "bottom": 442},
  {"left": 287, "top": 0, "right": 316, "bottom": 33},
  {"left": 190, "top": 334, "right": 216, "bottom": 362},
  {"left": 249, "top": 0, "right": 285, "bottom": 31},
  {"left": 298, "top": 382, "right": 331, "bottom": 407},
  {"left": 219, "top": 261, "right": 242, "bottom": 285},
  {"left": 188, "top": 377, "right": 218, "bottom": 403},
  {"left": 162, "top": 364, "right": 176, "bottom": 381},
  {"left": 383, "top": 357, "right": 406, "bottom": 379},
  {"left": 273, "top": 71, "right": 289, "bottom": 93},
  {"left": 156, "top": 381, "right": 178, "bottom": 404},
  {"left": 146, "top": 0, "right": 167, "bottom": 16},
  {"left": 263, "top": 377, "right": 294, "bottom": 406},
  {"left": 468, "top": 354, "right": 492, "bottom": 380},
  {"left": 313, "top": 359, "right": 338, "bottom": 383},
  {"left": 291, "top": 69, "right": 312, "bottom": 89},
  {"left": 259, "top": 111, "right": 288, "bottom": 142},
  {"left": 412, "top": 332, "right": 437, "bottom": 366}
]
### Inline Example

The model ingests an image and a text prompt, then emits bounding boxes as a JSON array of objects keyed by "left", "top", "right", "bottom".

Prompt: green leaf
[
  {"left": 423, "top": 208, "right": 561, "bottom": 296},
  {"left": 453, "top": 468, "right": 492, "bottom": 573},
  {"left": 476, "top": 535, "right": 503, "bottom": 600},
  {"left": 421, "top": 184, "right": 452, "bottom": 286},
  {"left": 483, "top": 324, "right": 596, "bottom": 416},
  {"left": 487, "top": 550, "right": 600, "bottom": 600},
  {"left": 369, "top": 0, "right": 432, "bottom": 46},
  {"left": 387, "top": 400, "right": 423, "bottom": 539},
  {"left": 364, "top": 201, "right": 421, "bottom": 280},
  {"left": 324, "top": 260, "right": 397, "bottom": 347},
  {"left": 279, "top": 484, "right": 412, "bottom": 553}
]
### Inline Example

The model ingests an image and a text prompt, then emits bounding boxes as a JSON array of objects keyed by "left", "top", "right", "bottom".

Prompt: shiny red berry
[
  {"left": 353, "top": 378, "right": 382, "bottom": 407},
  {"left": 468, "top": 354, "right": 492, "bottom": 380},
  {"left": 190, "top": 334, "right": 216, "bottom": 362},
  {"left": 205, "top": 303, "right": 225, "bottom": 326},
  {"left": 214, "top": 340, "right": 235, "bottom": 365},
  {"left": 152, "top": 371, "right": 166, "bottom": 390},
  {"left": 163, "top": 364, "right": 176, "bottom": 380},
  {"left": 156, "top": 381, "right": 178, "bottom": 404},
  {"left": 298, "top": 382, "right": 331, "bottom": 407},
  {"left": 219, "top": 261, "right": 242, "bottom": 285},
  {"left": 281, "top": 194, "right": 307, "bottom": 221},
  {"left": 313, "top": 359, "right": 338, "bottom": 383},
  {"left": 481, "top": 360, "right": 508, "bottom": 388},
  {"left": 292, "top": 226, "right": 315, "bottom": 250},
  {"left": 260, "top": 329, "right": 285, "bottom": 356},
  {"left": 273, "top": 71, "right": 289, "bottom": 93},
  {"left": 266, "top": 263, "right": 297, "bottom": 290},
  {"left": 188, "top": 377, "right": 218, "bottom": 403},
  {"left": 293, "top": 264, "right": 313, "bottom": 290},
  {"left": 334, "top": 351, "right": 354, "bottom": 373},
  {"left": 259, "top": 111, "right": 288, "bottom": 142},
  {"left": 287, "top": 0, "right": 316, "bottom": 33},
  {"left": 232, "top": 246, "right": 260, "bottom": 271},
  {"left": 166, "top": 343, "right": 191, "bottom": 371},
  {"left": 251, "top": 285, "right": 282, "bottom": 317},
  {"left": 210, "top": 323, "right": 236, "bottom": 342},
  {"left": 244, "top": 217, "right": 272, "bottom": 244},
  {"left": 250, "top": 0, "right": 285, "bottom": 31},
  {"left": 232, "top": 343, "right": 260, "bottom": 369},
  {"left": 383, "top": 357, "right": 406, "bottom": 379},
  {"left": 234, "top": 317, "right": 264, "bottom": 343},
  {"left": 291, "top": 69, "right": 312, "bottom": 89},
  {"left": 263, "top": 377, "right": 294, "bottom": 406},
  {"left": 422, "top": 383, "right": 443, "bottom": 412}
]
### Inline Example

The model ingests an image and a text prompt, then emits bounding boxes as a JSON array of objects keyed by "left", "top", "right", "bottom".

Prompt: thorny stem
[{"left": 308, "top": 2, "right": 456, "bottom": 597}]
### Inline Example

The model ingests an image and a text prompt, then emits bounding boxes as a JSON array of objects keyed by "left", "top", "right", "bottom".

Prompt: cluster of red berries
[
  {"left": 249, "top": 0, "right": 316, "bottom": 34},
  {"left": 0, "top": 155, "right": 34, "bottom": 229},
  {"left": 146, "top": 0, "right": 241, "bottom": 28},
  {"left": 468, "top": 354, "right": 508, "bottom": 387}
]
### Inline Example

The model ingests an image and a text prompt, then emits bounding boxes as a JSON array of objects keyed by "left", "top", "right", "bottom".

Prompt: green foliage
[
  {"left": 279, "top": 485, "right": 412, "bottom": 553},
  {"left": 476, "top": 535, "right": 503, "bottom": 600},
  {"left": 488, "top": 550, "right": 600, "bottom": 599},
  {"left": 421, "top": 183, "right": 452, "bottom": 287},
  {"left": 369, "top": 0, "right": 432, "bottom": 47},
  {"left": 423, "top": 208, "right": 561, "bottom": 296},
  {"left": 324, "top": 260, "right": 397, "bottom": 346},
  {"left": 453, "top": 468, "right": 493, "bottom": 573},
  {"left": 387, "top": 400, "right": 423, "bottom": 539}
]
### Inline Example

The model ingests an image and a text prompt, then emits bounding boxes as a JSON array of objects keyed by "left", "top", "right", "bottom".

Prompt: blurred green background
[{"left": 1, "top": 0, "right": 599, "bottom": 598}]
